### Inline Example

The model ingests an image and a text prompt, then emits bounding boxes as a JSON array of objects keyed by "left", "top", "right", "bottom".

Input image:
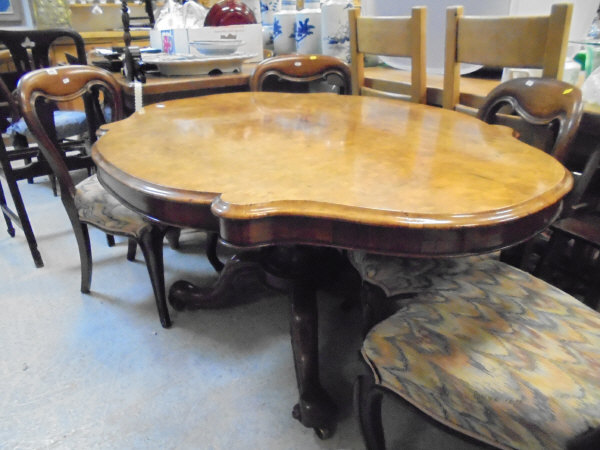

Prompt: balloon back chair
[
  {"left": 477, "top": 77, "right": 584, "bottom": 271},
  {"left": 17, "top": 65, "right": 171, "bottom": 328},
  {"left": 250, "top": 54, "right": 352, "bottom": 95},
  {"left": 0, "top": 28, "right": 92, "bottom": 268},
  {"left": 356, "top": 255, "right": 600, "bottom": 450},
  {"left": 349, "top": 81, "right": 599, "bottom": 448},
  {"left": 534, "top": 148, "right": 600, "bottom": 310},
  {"left": 349, "top": 78, "right": 584, "bottom": 334}
]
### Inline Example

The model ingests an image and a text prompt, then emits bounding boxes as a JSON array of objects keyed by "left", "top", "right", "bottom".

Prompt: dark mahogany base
[{"left": 168, "top": 244, "right": 356, "bottom": 437}]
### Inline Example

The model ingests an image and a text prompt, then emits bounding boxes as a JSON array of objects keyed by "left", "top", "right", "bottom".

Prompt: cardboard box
[{"left": 149, "top": 25, "right": 264, "bottom": 63}]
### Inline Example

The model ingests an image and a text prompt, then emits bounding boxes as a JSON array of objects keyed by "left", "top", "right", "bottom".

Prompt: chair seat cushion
[
  {"left": 75, "top": 174, "right": 150, "bottom": 237},
  {"left": 6, "top": 110, "right": 87, "bottom": 141},
  {"left": 348, "top": 250, "right": 497, "bottom": 296},
  {"left": 362, "top": 258, "right": 600, "bottom": 450}
]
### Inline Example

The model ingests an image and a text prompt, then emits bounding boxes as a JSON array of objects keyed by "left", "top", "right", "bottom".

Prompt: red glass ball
[{"left": 204, "top": 1, "right": 257, "bottom": 27}]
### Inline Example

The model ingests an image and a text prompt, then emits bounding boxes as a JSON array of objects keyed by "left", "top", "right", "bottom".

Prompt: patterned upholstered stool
[{"left": 356, "top": 257, "right": 600, "bottom": 449}]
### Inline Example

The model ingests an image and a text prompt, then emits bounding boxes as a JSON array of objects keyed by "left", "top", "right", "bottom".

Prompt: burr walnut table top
[{"left": 93, "top": 92, "right": 572, "bottom": 256}]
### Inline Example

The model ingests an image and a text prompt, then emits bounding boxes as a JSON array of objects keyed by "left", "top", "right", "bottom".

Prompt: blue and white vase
[
  {"left": 295, "top": 0, "right": 321, "bottom": 54},
  {"left": 321, "top": 0, "right": 353, "bottom": 62},
  {"left": 273, "top": 1, "right": 297, "bottom": 55},
  {"left": 260, "top": 0, "right": 281, "bottom": 25}
]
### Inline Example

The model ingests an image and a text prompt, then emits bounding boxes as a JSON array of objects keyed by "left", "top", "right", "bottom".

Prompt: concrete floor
[{"left": 1, "top": 174, "right": 486, "bottom": 449}]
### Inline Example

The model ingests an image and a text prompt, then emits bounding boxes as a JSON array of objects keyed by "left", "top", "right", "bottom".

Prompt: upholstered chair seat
[
  {"left": 6, "top": 110, "right": 88, "bottom": 141},
  {"left": 75, "top": 174, "right": 151, "bottom": 237},
  {"left": 359, "top": 257, "right": 600, "bottom": 450},
  {"left": 348, "top": 251, "right": 496, "bottom": 297}
]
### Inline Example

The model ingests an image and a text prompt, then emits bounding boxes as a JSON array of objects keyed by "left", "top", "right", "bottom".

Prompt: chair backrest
[
  {"left": 17, "top": 66, "right": 123, "bottom": 202},
  {"left": 0, "top": 29, "right": 87, "bottom": 91},
  {"left": 250, "top": 54, "right": 352, "bottom": 94},
  {"left": 477, "top": 77, "right": 583, "bottom": 164},
  {"left": 121, "top": 0, "right": 156, "bottom": 47},
  {"left": 443, "top": 3, "right": 573, "bottom": 111},
  {"left": 0, "top": 29, "right": 87, "bottom": 131},
  {"left": 348, "top": 6, "right": 426, "bottom": 103}
]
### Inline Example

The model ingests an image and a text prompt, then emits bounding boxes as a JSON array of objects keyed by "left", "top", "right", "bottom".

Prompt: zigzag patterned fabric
[
  {"left": 362, "top": 258, "right": 600, "bottom": 449},
  {"left": 75, "top": 174, "right": 150, "bottom": 238},
  {"left": 348, "top": 250, "right": 497, "bottom": 296}
]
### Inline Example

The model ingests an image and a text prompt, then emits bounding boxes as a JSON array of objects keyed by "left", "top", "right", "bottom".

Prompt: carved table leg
[
  {"left": 168, "top": 251, "right": 264, "bottom": 310},
  {"left": 260, "top": 246, "right": 340, "bottom": 438},
  {"left": 168, "top": 244, "right": 341, "bottom": 437},
  {"left": 289, "top": 279, "right": 337, "bottom": 438}
]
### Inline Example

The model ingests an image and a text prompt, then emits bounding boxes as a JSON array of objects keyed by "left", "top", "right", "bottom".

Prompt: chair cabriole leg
[
  {"left": 127, "top": 238, "right": 137, "bottom": 261},
  {"left": 354, "top": 374, "right": 385, "bottom": 450},
  {"left": 138, "top": 226, "right": 171, "bottom": 328}
]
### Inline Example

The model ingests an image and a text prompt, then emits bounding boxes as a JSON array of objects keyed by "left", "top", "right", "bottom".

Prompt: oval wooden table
[{"left": 93, "top": 91, "right": 573, "bottom": 437}]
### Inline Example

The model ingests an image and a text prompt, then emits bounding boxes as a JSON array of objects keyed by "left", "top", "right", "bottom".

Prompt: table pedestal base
[{"left": 168, "top": 245, "right": 356, "bottom": 438}]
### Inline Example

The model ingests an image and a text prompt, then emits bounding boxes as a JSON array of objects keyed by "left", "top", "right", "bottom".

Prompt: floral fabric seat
[
  {"left": 361, "top": 257, "right": 600, "bottom": 449},
  {"left": 75, "top": 174, "right": 150, "bottom": 238}
]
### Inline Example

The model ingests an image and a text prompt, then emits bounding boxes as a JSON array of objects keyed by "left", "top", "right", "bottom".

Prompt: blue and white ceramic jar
[
  {"left": 260, "top": 0, "right": 281, "bottom": 25},
  {"left": 321, "top": 0, "right": 353, "bottom": 62},
  {"left": 295, "top": 0, "right": 321, "bottom": 54},
  {"left": 273, "top": 0, "right": 297, "bottom": 55}
]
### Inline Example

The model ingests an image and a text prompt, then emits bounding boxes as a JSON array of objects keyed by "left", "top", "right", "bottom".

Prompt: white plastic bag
[
  {"left": 154, "top": 0, "right": 207, "bottom": 30},
  {"left": 182, "top": 1, "right": 208, "bottom": 28},
  {"left": 582, "top": 65, "right": 600, "bottom": 106}
]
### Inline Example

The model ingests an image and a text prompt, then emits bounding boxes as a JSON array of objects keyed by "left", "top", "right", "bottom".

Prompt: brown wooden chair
[
  {"left": 348, "top": 77, "right": 584, "bottom": 334},
  {"left": 250, "top": 54, "right": 352, "bottom": 95},
  {"left": 348, "top": 7, "right": 426, "bottom": 103},
  {"left": 534, "top": 147, "right": 600, "bottom": 310},
  {"left": 443, "top": 3, "right": 573, "bottom": 114},
  {"left": 476, "top": 77, "right": 584, "bottom": 271},
  {"left": 478, "top": 77, "right": 583, "bottom": 167},
  {"left": 356, "top": 256, "right": 600, "bottom": 450},
  {"left": 195, "top": 54, "right": 354, "bottom": 273},
  {"left": 17, "top": 65, "right": 171, "bottom": 328},
  {"left": 121, "top": 0, "right": 156, "bottom": 47},
  {"left": 0, "top": 29, "right": 93, "bottom": 268}
]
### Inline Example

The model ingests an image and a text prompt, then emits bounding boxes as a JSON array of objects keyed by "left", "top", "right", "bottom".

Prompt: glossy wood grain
[{"left": 93, "top": 92, "right": 572, "bottom": 255}]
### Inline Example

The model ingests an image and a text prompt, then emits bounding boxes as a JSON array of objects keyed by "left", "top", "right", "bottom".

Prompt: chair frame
[
  {"left": 442, "top": 3, "right": 573, "bottom": 111},
  {"left": 250, "top": 54, "right": 352, "bottom": 95},
  {"left": 0, "top": 29, "right": 90, "bottom": 268},
  {"left": 348, "top": 6, "right": 426, "bottom": 103},
  {"left": 477, "top": 77, "right": 583, "bottom": 163},
  {"left": 534, "top": 147, "right": 600, "bottom": 309},
  {"left": 121, "top": 0, "right": 156, "bottom": 47},
  {"left": 476, "top": 78, "right": 584, "bottom": 271},
  {"left": 17, "top": 65, "right": 171, "bottom": 328}
]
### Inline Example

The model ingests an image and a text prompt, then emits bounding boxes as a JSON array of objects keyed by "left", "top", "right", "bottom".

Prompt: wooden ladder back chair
[
  {"left": 17, "top": 65, "right": 172, "bottom": 328},
  {"left": 250, "top": 54, "right": 352, "bottom": 95},
  {"left": 348, "top": 6, "right": 426, "bottom": 103},
  {"left": 443, "top": 3, "right": 573, "bottom": 112}
]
